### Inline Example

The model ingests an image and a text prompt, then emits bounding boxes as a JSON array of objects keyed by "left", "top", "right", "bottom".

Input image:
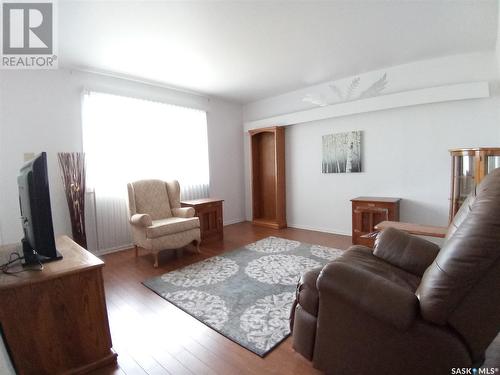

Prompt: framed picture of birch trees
[{"left": 322, "top": 131, "right": 362, "bottom": 173}]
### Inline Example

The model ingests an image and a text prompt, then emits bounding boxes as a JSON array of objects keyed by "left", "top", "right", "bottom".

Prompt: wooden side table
[
  {"left": 181, "top": 198, "right": 224, "bottom": 243},
  {"left": 351, "top": 197, "right": 401, "bottom": 247}
]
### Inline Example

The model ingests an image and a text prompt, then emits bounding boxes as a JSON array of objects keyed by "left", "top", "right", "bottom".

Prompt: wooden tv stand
[{"left": 0, "top": 236, "right": 117, "bottom": 375}]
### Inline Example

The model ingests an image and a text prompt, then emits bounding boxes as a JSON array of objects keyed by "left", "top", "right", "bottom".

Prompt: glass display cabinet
[{"left": 449, "top": 148, "right": 500, "bottom": 221}]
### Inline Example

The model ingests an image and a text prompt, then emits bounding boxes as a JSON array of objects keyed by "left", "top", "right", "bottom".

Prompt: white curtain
[{"left": 82, "top": 91, "right": 210, "bottom": 252}]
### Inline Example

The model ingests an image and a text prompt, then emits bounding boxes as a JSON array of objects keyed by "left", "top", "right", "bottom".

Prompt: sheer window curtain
[{"left": 82, "top": 91, "right": 210, "bottom": 252}]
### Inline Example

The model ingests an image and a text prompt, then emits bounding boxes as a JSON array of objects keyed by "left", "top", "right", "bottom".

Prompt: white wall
[
  {"left": 243, "top": 52, "right": 500, "bottom": 235},
  {"left": 0, "top": 69, "right": 245, "bottom": 246},
  {"left": 206, "top": 99, "right": 246, "bottom": 225}
]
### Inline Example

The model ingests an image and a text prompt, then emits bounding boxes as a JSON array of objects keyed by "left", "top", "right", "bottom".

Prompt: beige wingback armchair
[{"left": 127, "top": 179, "right": 201, "bottom": 268}]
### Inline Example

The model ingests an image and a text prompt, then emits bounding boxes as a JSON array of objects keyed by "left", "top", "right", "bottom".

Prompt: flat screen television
[{"left": 18, "top": 152, "right": 62, "bottom": 265}]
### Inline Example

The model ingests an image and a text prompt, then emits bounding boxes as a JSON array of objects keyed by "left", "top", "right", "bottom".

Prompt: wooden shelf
[
  {"left": 252, "top": 218, "right": 284, "bottom": 230},
  {"left": 250, "top": 126, "right": 286, "bottom": 229}
]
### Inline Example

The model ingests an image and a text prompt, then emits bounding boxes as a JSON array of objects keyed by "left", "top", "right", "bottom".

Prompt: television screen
[{"left": 18, "top": 152, "right": 61, "bottom": 264}]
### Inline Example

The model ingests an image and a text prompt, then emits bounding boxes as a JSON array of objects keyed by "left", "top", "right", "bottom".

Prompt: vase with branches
[{"left": 58, "top": 152, "right": 87, "bottom": 248}]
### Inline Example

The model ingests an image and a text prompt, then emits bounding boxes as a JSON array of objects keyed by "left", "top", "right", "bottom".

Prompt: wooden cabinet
[
  {"left": 0, "top": 236, "right": 116, "bottom": 375},
  {"left": 351, "top": 197, "right": 401, "bottom": 247},
  {"left": 181, "top": 198, "right": 224, "bottom": 243},
  {"left": 249, "top": 126, "right": 286, "bottom": 229},
  {"left": 449, "top": 148, "right": 500, "bottom": 221}
]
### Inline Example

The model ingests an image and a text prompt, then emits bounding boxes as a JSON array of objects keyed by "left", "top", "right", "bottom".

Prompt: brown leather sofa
[{"left": 290, "top": 168, "right": 500, "bottom": 374}]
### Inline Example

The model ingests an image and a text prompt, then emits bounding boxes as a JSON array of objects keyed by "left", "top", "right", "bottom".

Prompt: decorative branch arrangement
[
  {"left": 58, "top": 152, "right": 87, "bottom": 248},
  {"left": 303, "top": 73, "right": 388, "bottom": 107}
]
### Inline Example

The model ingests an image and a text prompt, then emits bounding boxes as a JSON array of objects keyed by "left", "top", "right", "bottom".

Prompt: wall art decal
[{"left": 303, "top": 73, "right": 388, "bottom": 107}]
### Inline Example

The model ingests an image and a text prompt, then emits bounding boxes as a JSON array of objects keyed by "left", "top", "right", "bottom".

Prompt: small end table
[
  {"left": 181, "top": 198, "right": 224, "bottom": 243},
  {"left": 351, "top": 197, "right": 401, "bottom": 247}
]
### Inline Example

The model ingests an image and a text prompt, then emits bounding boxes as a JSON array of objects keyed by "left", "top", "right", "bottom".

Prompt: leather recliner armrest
[
  {"left": 317, "top": 261, "right": 419, "bottom": 331},
  {"left": 130, "top": 213, "right": 152, "bottom": 227},
  {"left": 290, "top": 267, "right": 322, "bottom": 331},
  {"left": 172, "top": 207, "right": 195, "bottom": 218},
  {"left": 373, "top": 227, "right": 440, "bottom": 276}
]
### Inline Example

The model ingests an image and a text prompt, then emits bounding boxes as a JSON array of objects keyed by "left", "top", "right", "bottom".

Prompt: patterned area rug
[{"left": 143, "top": 236, "right": 343, "bottom": 356}]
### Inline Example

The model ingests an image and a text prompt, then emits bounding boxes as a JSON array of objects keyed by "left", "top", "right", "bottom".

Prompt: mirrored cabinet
[{"left": 449, "top": 148, "right": 500, "bottom": 221}]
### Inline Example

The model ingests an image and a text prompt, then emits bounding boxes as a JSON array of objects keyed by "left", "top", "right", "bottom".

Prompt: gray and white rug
[{"left": 143, "top": 236, "right": 343, "bottom": 356}]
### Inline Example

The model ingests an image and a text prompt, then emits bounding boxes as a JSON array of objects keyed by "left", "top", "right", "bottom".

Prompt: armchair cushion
[
  {"left": 130, "top": 213, "right": 152, "bottom": 227},
  {"left": 146, "top": 217, "right": 200, "bottom": 239},
  {"left": 318, "top": 259, "right": 419, "bottom": 331},
  {"left": 172, "top": 207, "right": 195, "bottom": 218},
  {"left": 374, "top": 227, "right": 440, "bottom": 276},
  {"left": 132, "top": 179, "right": 172, "bottom": 219}
]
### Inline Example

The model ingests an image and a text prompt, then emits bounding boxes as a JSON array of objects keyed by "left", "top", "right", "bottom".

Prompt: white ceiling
[{"left": 59, "top": 1, "right": 499, "bottom": 104}]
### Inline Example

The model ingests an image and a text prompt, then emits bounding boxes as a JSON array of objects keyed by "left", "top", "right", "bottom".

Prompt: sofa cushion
[
  {"left": 417, "top": 168, "right": 500, "bottom": 325},
  {"left": 146, "top": 217, "right": 200, "bottom": 239},
  {"left": 374, "top": 227, "right": 440, "bottom": 276},
  {"left": 337, "top": 245, "right": 421, "bottom": 292},
  {"left": 445, "top": 188, "right": 476, "bottom": 240}
]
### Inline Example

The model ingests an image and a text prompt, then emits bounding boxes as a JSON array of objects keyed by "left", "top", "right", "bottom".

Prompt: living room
[{"left": 0, "top": 1, "right": 499, "bottom": 374}]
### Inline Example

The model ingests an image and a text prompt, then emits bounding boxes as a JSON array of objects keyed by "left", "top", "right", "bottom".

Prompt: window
[{"left": 82, "top": 91, "right": 209, "bottom": 251}]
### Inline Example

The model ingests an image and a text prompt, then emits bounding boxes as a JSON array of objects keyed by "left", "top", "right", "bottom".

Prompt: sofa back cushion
[
  {"left": 130, "top": 179, "right": 172, "bottom": 220},
  {"left": 416, "top": 168, "right": 500, "bottom": 339},
  {"left": 444, "top": 188, "right": 476, "bottom": 240}
]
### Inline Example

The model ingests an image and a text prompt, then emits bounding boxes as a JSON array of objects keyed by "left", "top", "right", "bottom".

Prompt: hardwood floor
[
  {"left": 91, "top": 222, "right": 499, "bottom": 375},
  {"left": 91, "top": 222, "right": 351, "bottom": 375}
]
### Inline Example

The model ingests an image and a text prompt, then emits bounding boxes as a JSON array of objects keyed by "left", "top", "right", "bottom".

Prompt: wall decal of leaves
[
  {"left": 328, "top": 83, "right": 344, "bottom": 101},
  {"left": 302, "top": 73, "right": 388, "bottom": 107},
  {"left": 303, "top": 93, "right": 329, "bottom": 107},
  {"left": 328, "top": 77, "right": 360, "bottom": 101},
  {"left": 358, "top": 73, "right": 388, "bottom": 99},
  {"left": 345, "top": 77, "right": 360, "bottom": 100}
]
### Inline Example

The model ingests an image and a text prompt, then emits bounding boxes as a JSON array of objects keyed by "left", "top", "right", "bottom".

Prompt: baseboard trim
[
  {"left": 97, "top": 243, "right": 134, "bottom": 255},
  {"left": 223, "top": 218, "right": 246, "bottom": 226},
  {"left": 287, "top": 223, "right": 351, "bottom": 237},
  {"left": 67, "top": 349, "right": 117, "bottom": 375}
]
